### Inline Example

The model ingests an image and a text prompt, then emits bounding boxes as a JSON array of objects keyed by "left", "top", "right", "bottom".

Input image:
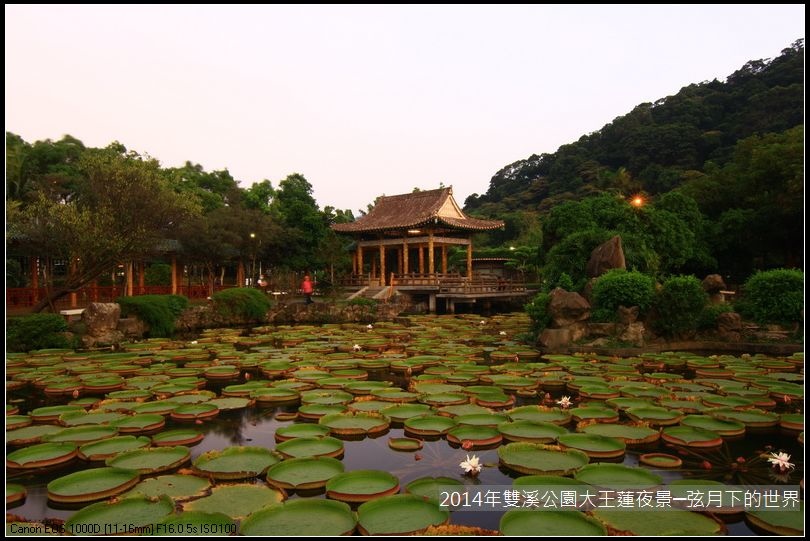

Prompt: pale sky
[{"left": 5, "top": 5, "right": 804, "bottom": 213}]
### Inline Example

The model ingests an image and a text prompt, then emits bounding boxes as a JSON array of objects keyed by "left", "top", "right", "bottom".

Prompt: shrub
[
  {"left": 738, "top": 269, "right": 804, "bottom": 324},
  {"left": 591, "top": 269, "right": 655, "bottom": 316},
  {"left": 117, "top": 294, "right": 189, "bottom": 338},
  {"left": 697, "top": 303, "right": 734, "bottom": 330},
  {"left": 211, "top": 288, "right": 271, "bottom": 322},
  {"left": 525, "top": 292, "right": 552, "bottom": 332},
  {"left": 555, "top": 273, "right": 574, "bottom": 292},
  {"left": 347, "top": 297, "right": 377, "bottom": 308},
  {"left": 653, "top": 275, "right": 708, "bottom": 337},
  {"left": 7, "top": 314, "right": 70, "bottom": 352}
]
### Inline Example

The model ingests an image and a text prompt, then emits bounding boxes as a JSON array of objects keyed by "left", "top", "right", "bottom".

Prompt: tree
[
  {"left": 270, "top": 173, "right": 328, "bottom": 271},
  {"left": 10, "top": 147, "right": 199, "bottom": 312}
]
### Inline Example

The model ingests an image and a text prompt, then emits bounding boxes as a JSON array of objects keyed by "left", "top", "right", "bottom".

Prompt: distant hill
[{"left": 465, "top": 39, "right": 804, "bottom": 217}]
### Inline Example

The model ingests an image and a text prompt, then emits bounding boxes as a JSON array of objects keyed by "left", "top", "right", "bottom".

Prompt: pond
[{"left": 6, "top": 313, "right": 804, "bottom": 535}]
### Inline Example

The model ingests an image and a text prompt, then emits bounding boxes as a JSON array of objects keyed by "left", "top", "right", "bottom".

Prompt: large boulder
[
  {"left": 586, "top": 236, "right": 626, "bottom": 278},
  {"left": 81, "top": 303, "right": 124, "bottom": 347},
  {"left": 538, "top": 328, "right": 572, "bottom": 350},
  {"left": 548, "top": 288, "right": 591, "bottom": 328},
  {"left": 702, "top": 274, "right": 726, "bottom": 293},
  {"left": 619, "top": 322, "right": 645, "bottom": 347},
  {"left": 716, "top": 312, "right": 742, "bottom": 341},
  {"left": 617, "top": 305, "right": 639, "bottom": 325}
]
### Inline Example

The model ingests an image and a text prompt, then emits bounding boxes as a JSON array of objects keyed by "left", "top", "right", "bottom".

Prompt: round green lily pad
[
  {"left": 112, "top": 414, "right": 165, "bottom": 434},
  {"left": 507, "top": 406, "right": 572, "bottom": 425},
  {"left": 639, "top": 453, "right": 683, "bottom": 468},
  {"left": 558, "top": 433, "right": 626, "bottom": 458},
  {"left": 8, "top": 442, "right": 77, "bottom": 469},
  {"left": 779, "top": 413, "right": 803, "bottom": 431},
  {"left": 498, "top": 442, "right": 589, "bottom": 476},
  {"left": 318, "top": 412, "right": 390, "bottom": 436},
  {"left": 170, "top": 402, "right": 219, "bottom": 422},
  {"left": 746, "top": 501, "right": 803, "bottom": 535},
  {"left": 274, "top": 423, "right": 331, "bottom": 442},
  {"left": 240, "top": 499, "right": 356, "bottom": 536},
  {"left": 209, "top": 397, "right": 254, "bottom": 411},
  {"left": 574, "top": 463, "right": 662, "bottom": 489},
  {"left": 326, "top": 469, "right": 400, "bottom": 503},
  {"left": 265, "top": 456, "right": 345, "bottom": 490},
  {"left": 679, "top": 414, "right": 745, "bottom": 437},
  {"left": 78, "top": 436, "right": 151, "bottom": 461},
  {"left": 405, "top": 476, "right": 463, "bottom": 504},
  {"left": 437, "top": 404, "right": 492, "bottom": 417},
  {"left": 124, "top": 474, "right": 211, "bottom": 501},
  {"left": 6, "top": 415, "right": 32, "bottom": 430},
  {"left": 151, "top": 428, "right": 204, "bottom": 447},
  {"left": 580, "top": 423, "right": 660, "bottom": 445},
  {"left": 497, "top": 420, "right": 567, "bottom": 443},
  {"left": 388, "top": 437, "right": 423, "bottom": 451},
  {"left": 7, "top": 424, "right": 65, "bottom": 446},
  {"left": 192, "top": 446, "right": 281, "bottom": 480},
  {"left": 403, "top": 415, "right": 457, "bottom": 436},
  {"left": 591, "top": 508, "right": 723, "bottom": 536},
  {"left": 357, "top": 494, "right": 449, "bottom": 535},
  {"left": 29, "top": 405, "right": 84, "bottom": 423},
  {"left": 418, "top": 392, "right": 468, "bottom": 407},
  {"left": 183, "top": 483, "right": 284, "bottom": 519},
  {"left": 131, "top": 400, "right": 180, "bottom": 415},
  {"left": 625, "top": 406, "right": 683, "bottom": 426},
  {"left": 157, "top": 511, "right": 236, "bottom": 536},
  {"left": 380, "top": 403, "right": 433, "bottom": 422},
  {"left": 275, "top": 436, "right": 344, "bottom": 459},
  {"left": 661, "top": 426, "right": 723, "bottom": 448},
  {"left": 42, "top": 425, "right": 119, "bottom": 444},
  {"left": 6, "top": 483, "right": 26, "bottom": 506},
  {"left": 298, "top": 404, "right": 347, "bottom": 419},
  {"left": 570, "top": 406, "right": 620, "bottom": 423},
  {"left": 501, "top": 509, "right": 606, "bottom": 536},
  {"left": 106, "top": 446, "right": 190, "bottom": 474},
  {"left": 446, "top": 425, "right": 502, "bottom": 447},
  {"left": 64, "top": 494, "right": 174, "bottom": 535},
  {"left": 48, "top": 467, "right": 141, "bottom": 503}
]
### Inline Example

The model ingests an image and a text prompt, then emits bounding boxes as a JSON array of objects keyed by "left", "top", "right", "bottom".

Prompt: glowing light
[{"left": 630, "top": 195, "right": 644, "bottom": 207}]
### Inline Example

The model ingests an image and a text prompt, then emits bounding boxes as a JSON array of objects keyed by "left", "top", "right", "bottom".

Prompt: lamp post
[{"left": 250, "top": 233, "right": 256, "bottom": 286}]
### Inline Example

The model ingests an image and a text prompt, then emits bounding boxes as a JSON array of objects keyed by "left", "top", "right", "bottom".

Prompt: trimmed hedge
[
  {"left": 591, "top": 269, "right": 655, "bottom": 318},
  {"left": 211, "top": 287, "right": 271, "bottom": 322},
  {"left": 653, "top": 275, "right": 708, "bottom": 337},
  {"left": 737, "top": 269, "right": 803, "bottom": 324},
  {"left": 7, "top": 314, "right": 70, "bottom": 352},
  {"left": 117, "top": 294, "right": 189, "bottom": 338}
]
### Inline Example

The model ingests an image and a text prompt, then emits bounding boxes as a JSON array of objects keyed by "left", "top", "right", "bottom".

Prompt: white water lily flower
[
  {"left": 767, "top": 452, "right": 795, "bottom": 473},
  {"left": 479, "top": 320, "right": 486, "bottom": 325},
  {"left": 352, "top": 344, "right": 362, "bottom": 352},
  {"left": 366, "top": 324, "right": 374, "bottom": 330},
  {"left": 499, "top": 331, "right": 507, "bottom": 336},
  {"left": 190, "top": 340, "right": 198, "bottom": 345},
  {"left": 556, "top": 396, "right": 573, "bottom": 409},
  {"left": 459, "top": 454, "right": 482, "bottom": 476}
]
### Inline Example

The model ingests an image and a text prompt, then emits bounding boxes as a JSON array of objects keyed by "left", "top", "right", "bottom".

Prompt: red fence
[{"left": 6, "top": 285, "right": 233, "bottom": 311}]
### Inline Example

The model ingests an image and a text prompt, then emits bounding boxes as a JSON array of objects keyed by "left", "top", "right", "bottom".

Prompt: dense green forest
[{"left": 466, "top": 39, "right": 803, "bottom": 282}]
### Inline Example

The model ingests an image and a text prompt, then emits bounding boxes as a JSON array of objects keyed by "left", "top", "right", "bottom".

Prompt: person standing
[{"left": 301, "top": 274, "right": 314, "bottom": 304}]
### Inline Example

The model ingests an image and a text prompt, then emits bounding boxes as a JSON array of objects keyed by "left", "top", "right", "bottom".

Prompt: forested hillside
[{"left": 465, "top": 40, "right": 803, "bottom": 281}]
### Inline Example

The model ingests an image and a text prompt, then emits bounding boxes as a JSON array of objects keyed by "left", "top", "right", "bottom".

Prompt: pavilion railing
[{"left": 6, "top": 285, "right": 233, "bottom": 311}]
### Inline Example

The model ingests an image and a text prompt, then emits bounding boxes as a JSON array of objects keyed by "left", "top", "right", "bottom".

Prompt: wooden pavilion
[{"left": 332, "top": 187, "right": 527, "bottom": 311}]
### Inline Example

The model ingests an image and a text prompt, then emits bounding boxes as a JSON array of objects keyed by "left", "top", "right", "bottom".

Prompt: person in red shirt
[{"left": 301, "top": 274, "right": 314, "bottom": 304}]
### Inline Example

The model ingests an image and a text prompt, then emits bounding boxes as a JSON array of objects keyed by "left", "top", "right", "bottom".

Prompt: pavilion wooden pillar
[
  {"left": 30, "top": 257, "right": 40, "bottom": 303},
  {"left": 466, "top": 243, "right": 473, "bottom": 279},
  {"left": 357, "top": 247, "right": 364, "bottom": 278},
  {"left": 126, "top": 261, "right": 134, "bottom": 297},
  {"left": 402, "top": 241, "right": 409, "bottom": 275},
  {"left": 138, "top": 262, "right": 145, "bottom": 294},
  {"left": 352, "top": 250, "right": 357, "bottom": 275},
  {"left": 91, "top": 279, "right": 99, "bottom": 302},
  {"left": 428, "top": 231, "right": 435, "bottom": 275},
  {"left": 371, "top": 257, "right": 377, "bottom": 281},
  {"left": 171, "top": 256, "right": 179, "bottom": 294},
  {"left": 379, "top": 243, "right": 386, "bottom": 286},
  {"left": 441, "top": 246, "right": 448, "bottom": 274},
  {"left": 418, "top": 245, "right": 425, "bottom": 274},
  {"left": 69, "top": 258, "right": 79, "bottom": 307},
  {"left": 236, "top": 260, "right": 245, "bottom": 287}
]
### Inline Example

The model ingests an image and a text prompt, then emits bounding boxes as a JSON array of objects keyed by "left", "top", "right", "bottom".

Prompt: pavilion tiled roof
[{"left": 331, "top": 187, "right": 504, "bottom": 233}]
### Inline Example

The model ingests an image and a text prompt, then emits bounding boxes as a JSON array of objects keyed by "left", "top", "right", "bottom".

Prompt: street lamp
[{"left": 250, "top": 233, "right": 256, "bottom": 286}]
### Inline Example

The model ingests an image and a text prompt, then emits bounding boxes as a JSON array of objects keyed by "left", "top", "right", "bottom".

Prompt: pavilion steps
[{"left": 346, "top": 286, "right": 396, "bottom": 301}]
